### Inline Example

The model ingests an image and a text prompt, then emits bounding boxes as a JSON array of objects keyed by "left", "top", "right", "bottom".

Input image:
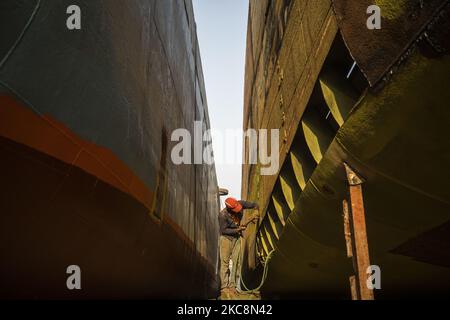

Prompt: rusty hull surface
[
  {"left": 332, "top": 0, "right": 449, "bottom": 86},
  {"left": 241, "top": 0, "right": 450, "bottom": 298}
]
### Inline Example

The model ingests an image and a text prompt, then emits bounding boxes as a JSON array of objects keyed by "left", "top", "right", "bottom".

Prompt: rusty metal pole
[{"left": 344, "top": 163, "right": 374, "bottom": 300}]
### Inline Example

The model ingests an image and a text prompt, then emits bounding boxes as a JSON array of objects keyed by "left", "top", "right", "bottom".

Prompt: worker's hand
[
  {"left": 250, "top": 214, "right": 259, "bottom": 223},
  {"left": 238, "top": 226, "right": 247, "bottom": 231}
]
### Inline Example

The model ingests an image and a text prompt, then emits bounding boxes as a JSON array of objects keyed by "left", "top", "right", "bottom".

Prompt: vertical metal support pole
[{"left": 344, "top": 163, "right": 374, "bottom": 300}]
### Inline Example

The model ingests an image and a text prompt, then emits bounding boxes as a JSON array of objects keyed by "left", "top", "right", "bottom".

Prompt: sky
[{"left": 192, "top": 0, "right": 249, "bottom": 204}]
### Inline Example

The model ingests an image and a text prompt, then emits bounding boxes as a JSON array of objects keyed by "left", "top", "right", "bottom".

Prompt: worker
[{"left": 218, "top": 197, "right": 258, "bottom": 295}]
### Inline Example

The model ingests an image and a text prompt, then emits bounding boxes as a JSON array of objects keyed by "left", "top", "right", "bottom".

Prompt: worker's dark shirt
[{"left": 219, "top": 200, "right": 258, "bottom": 239}]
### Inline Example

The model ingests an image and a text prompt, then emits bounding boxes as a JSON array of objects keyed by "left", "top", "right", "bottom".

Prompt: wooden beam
[
  {"left": 342, "top": 199, "right": 353, "bottom": 259},
  {"left": 344, "top": 163, "right": 374, "bottom": 300},
  {"left": 349, "top": 275, "right": 359, "bottom": 300}
]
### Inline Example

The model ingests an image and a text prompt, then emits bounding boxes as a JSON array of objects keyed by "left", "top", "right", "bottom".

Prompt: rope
[
  {"left": 238, "top": 225, "right": 276, "bottom": 294},
  {"left": 239, "top": 249, "right": 275, "bottom": 294}
]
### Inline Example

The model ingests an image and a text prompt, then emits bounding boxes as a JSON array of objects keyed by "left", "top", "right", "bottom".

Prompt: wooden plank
[
  {"left": 349, "top": 275, "right": 359, "bottom": 300},
  {"left": 344, "top": 163, "right": 374, "bottom": 300},
  {"left": 342, "top": 199, "right": 353, "bottom": 258},
  {"left": 344, "top": 199, "right": 361, "bottom": 300}
]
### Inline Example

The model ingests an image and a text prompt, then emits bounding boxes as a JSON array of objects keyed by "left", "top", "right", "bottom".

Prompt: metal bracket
[{"left": 344, "top": 162, "right": 365, "bottom": 186}]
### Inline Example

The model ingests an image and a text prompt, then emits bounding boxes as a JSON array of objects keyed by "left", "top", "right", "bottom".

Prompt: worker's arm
[
  {"left": 219, "top": 213, "right": 243, "bottom": 235},
  {"left": 239, "top": 200, "right": 259, "bottom": 210},
  {"left": 239, "top": 201, "right": 259, "bottom": 227}
]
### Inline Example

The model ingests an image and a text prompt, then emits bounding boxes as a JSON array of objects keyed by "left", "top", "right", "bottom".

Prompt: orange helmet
[{"left": 225, "top": 197, "right": 242, "bottom": 213}]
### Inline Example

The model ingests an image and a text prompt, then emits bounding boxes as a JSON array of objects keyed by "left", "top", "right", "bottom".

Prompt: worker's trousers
[{"left": 219, "top": 235, "right": 241, "bottom": 289}]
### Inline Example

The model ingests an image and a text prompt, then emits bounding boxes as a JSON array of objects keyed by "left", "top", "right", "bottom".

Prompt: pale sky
[{"left": 192, "top": 0, "right": 249, "bottom": 204}]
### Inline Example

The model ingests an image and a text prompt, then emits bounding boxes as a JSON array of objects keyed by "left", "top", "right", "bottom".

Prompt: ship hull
[
  {"left": 241, "top": 0, "right": 450, "bottom": 298},
  {"left": 0, "top": 0, "right": 220, "bottom": 298},
  {"left": 0, "top": 135, "right": 215, "bottom": 299}
]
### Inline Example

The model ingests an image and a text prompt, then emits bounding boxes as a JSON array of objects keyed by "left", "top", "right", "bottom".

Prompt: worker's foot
[
  {"left": 220, "top": 287, "right": 238, "bottom": 300},
  {"left": 227, "top": 287, "right": 239, "bottom": 297},
  {"left": 220, "top": 288, "right": 231, "bottom": 300}
]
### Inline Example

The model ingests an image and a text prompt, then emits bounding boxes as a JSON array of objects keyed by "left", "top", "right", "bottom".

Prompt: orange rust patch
[{"left": 0, "top": 93, "right": 153, "bottom": 210}]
